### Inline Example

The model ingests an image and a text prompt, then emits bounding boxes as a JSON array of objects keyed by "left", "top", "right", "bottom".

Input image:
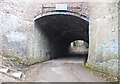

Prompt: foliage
[
  {"left": 84, "top": 42, "right": 89, "bottom": 48},
  {"left": 85, "top": 63, "right": 118, "bottom": 81},
  {"left": 9, "top": 57, "right": 14, "bottom": 61},
  {"left": 85, "top": 63, "right": 104, "bottom": 73},
  {"left": 70, "top": 48, "right": 73, "bottom": 52},
  {"left": 97, "top": 69, "right": 104, "bottom": 73},
  {"left": 93, "top": 67, "right": 97, "bottom": 71},
  {"left": 85, "top": 63, "right": 92, "bottom": 68}
]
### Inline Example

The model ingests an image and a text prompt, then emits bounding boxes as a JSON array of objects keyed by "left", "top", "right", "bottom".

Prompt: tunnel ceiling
[{"left": 35, "top": 12, "right": 89, "bottom": 44}]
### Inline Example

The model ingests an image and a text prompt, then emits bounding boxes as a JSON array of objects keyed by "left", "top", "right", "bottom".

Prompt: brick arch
[{"left": 34, "top": 11, "right": 89, "bottom": 22}]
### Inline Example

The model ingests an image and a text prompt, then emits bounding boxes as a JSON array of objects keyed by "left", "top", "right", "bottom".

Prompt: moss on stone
[
  {"left": 14, "top": 57, "right": 23, "bottom": 64},
  {"left": 43, "top": 55, "right": 47, "bottom": 61},
  {"left": 85, "top": 63, "right": 118, "bottom": 79},
  {"left": 105, "top": 67, "right": 109, "bottom": 74},
  {"left": 118, "top": 75, "right": 120, "bottom": 79},
  {"left": 85, "top": 63, "right": 92, "bottom": 68},
  {"left": 109, "top": 74, "right": 113, "bottom": 77},
  {"left": 93, "top": 67, "right": 97, "bottom": 71},
  {"left": 97, "top": 68, "right": 104, "bottom": 73}
]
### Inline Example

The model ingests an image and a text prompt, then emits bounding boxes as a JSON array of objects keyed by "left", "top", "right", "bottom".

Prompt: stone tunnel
[
  {"left": 33, "top": 11, "right": 89, "bottom": 63},
  {"left": 0, "top": 1, "right": 119, "bottom": 78}
]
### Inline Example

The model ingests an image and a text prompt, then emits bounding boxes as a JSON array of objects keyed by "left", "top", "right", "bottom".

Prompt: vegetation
[
  {"left": 10, "top": 57, "right": 14, "bottom": 61},
  {"left": 70, "top": 48, "right": 73, "bottom": 53},
  {"left": 9, "top": 57, "right": 23, "bottom": 64},
  {"left": 84, "top": 42, "right": 89, "bottom": 48},
  {"left": 85, "top": 63, "right": 92, "bottom": 68},
  {"left": 70, "top": 40, "right": 89, "bottom": 52},
  {"left": 85, "top": 62, "right": 118, "bottom": 81},
  {"left": 85, "top": 63, "right": 104, "bottom": 73}
]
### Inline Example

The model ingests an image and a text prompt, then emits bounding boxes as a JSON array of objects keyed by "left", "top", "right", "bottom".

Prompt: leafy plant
[{"left": 10, "top": 57, "right": 14, "bottom": 61}]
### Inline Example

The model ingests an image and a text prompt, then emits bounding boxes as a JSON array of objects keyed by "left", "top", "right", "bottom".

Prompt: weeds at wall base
[{"left": 84, "top": 63, "right": 119, "bottom": 82}]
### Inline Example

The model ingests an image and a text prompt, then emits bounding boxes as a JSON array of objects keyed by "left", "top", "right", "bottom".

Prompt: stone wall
[
  {"left": 88, "top": 1, "right": 119, "bottom": 77},
  {"left": 0, "top": 7, "right": 2, "bottom": 55},
  {"left": 0, "top": 1, "right": 89, "bottom": 64},
  {"left": 0, "top": 0, "right": 119, "bottom": 78},
  {"left": 0, "top": 1, "right": 35, "bottom": 64},
  {"left": 118, "top": 1, "right": 120, "bottom": 78}
]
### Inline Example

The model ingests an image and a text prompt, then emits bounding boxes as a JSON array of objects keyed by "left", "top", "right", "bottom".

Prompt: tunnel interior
[{"left": 34, "top": 12, "right": 89, "bottom": 63}]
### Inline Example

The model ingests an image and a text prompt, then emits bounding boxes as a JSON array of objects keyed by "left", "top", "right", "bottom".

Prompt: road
[{"left": 24, "top": 55, "right": 106, "bottom": 82}]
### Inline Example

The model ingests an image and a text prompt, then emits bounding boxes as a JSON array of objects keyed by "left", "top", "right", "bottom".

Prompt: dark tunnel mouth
[{"left": 34, "top": 11, "right": 89, "bottom": 62}]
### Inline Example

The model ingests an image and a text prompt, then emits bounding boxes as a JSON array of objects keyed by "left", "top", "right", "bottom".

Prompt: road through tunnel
[{"left": 33, "top": 11, "right": 89, "bottom": 64}]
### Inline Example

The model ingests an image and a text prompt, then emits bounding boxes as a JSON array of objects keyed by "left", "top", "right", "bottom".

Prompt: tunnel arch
[
  {"left": 33, "top": 11, "right": 89, "bottom": 63},
  {"left": 34, "top": 11, "right": 89, "bottom": 22}
]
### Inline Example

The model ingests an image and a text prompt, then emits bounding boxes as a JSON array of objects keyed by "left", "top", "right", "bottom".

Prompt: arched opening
[
  {"left": 69, "top": 40, "right": 88, "bottom": 54},
  {"left": 33, "top": 11, "right": 89, "bottom": 63},
  {"left": 69, "top": 40, "right": 89, "bottom": 63}
]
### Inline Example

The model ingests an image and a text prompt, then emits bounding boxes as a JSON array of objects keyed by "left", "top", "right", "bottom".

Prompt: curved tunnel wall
[{"left": 32, "top": 12, "right": 89, "bottom": 64}]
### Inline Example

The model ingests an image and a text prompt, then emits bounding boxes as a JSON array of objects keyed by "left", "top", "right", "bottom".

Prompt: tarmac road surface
[{"left": 25, "top": 55, "right": 106, "bottom": 82}]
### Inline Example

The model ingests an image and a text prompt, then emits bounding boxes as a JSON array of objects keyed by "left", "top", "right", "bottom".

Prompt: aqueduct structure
[{"left": 0, "top": 1, "right": 119, "bottom": 78}]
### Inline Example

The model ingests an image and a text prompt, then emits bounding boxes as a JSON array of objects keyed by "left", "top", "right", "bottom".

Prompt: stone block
[
  {"left": 0, "top": 68, "right": 9, "bottom": 73},
  {"left": 11, "top": 72, "right": 22, "bottom": 78}
]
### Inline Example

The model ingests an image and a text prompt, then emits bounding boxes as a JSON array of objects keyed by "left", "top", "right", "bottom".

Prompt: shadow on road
[{"left": 54, "top": 53, "right": 88, "bottom": 64}]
